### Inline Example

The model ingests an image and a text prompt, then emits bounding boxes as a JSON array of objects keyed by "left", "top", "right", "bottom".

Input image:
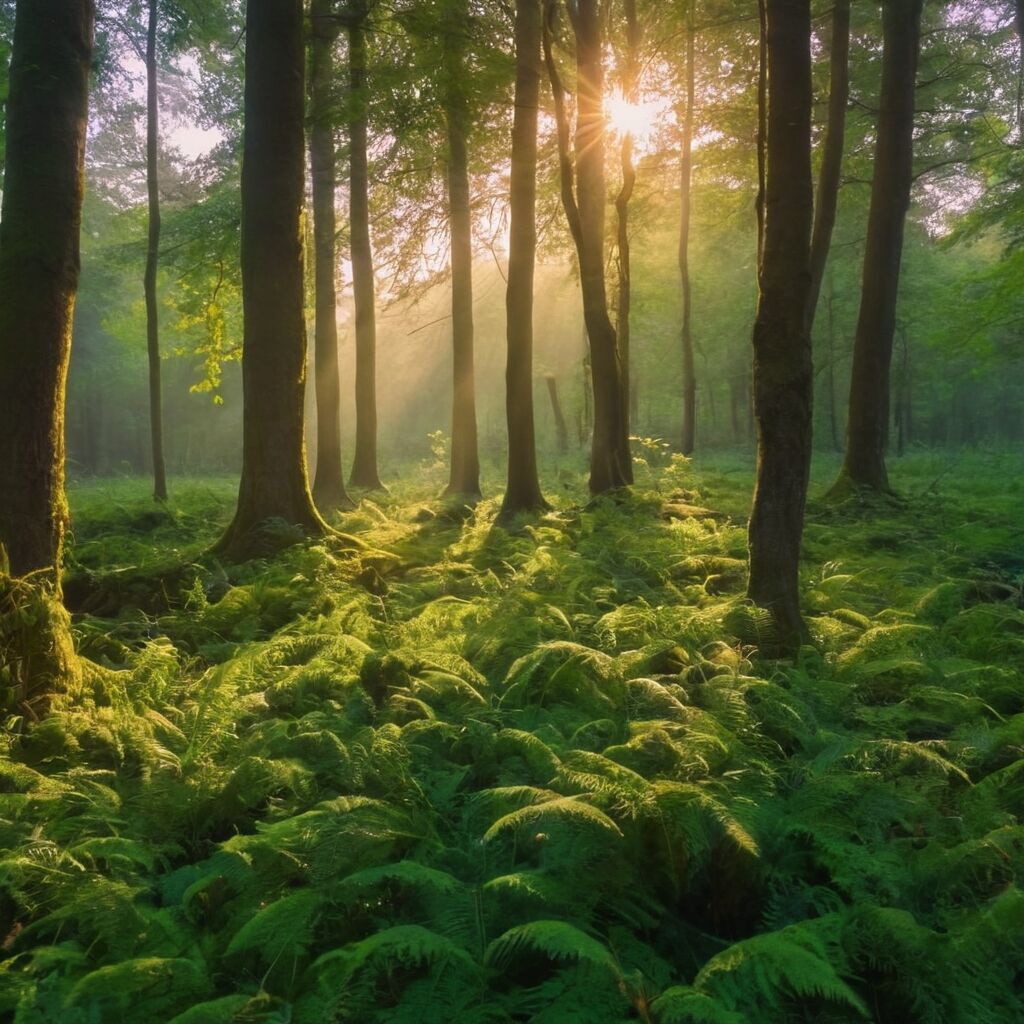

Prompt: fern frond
[
  {"left": 483, "top": 795, "right": 623, "bottom": 842},
  {"left": 485, "top": 920, "right": 616, "bottom": 973}
]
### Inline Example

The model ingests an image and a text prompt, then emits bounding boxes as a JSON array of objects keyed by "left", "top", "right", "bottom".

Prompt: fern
[
  {"left": 693, "top": 922, "right": 868, "bottom": 1017},
  {"left": 485, "top": 920, "right": 617, "bottom": 972},
  {"left": 225, "top": 889, "right": 322, "bottom": 964}
]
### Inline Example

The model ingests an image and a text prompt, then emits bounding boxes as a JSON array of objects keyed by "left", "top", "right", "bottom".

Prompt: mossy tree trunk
[
  {"left": 502, "top": 0, "right": 548, "bottom": 514},
  {"left": 310, "top": 0, "right": 354, "bottom": 514},
  {"left": 214, "top": 0, "right": 327, "bottom": 559},
  {"left": 0, "top": 0, "right": 95, "bottom": 585},
  {"left": 832, "top": 0, "right": 923, "bottom": 495},
  {"left": 442, "top": 0, "right": 481, "bottom": 499},
  {"left": 347, "top": 0, "right": 384, "bottom": 491},
  {"left": 679, "top": 0, "right": 697, "bottom": 455},
  {"left": 747, "top": 0, "right": 814, "bottom": 653}
]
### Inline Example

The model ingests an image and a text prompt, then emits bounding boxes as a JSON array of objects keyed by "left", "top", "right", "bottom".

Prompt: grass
[{"left": 0, "top": 449, "right": 1022, "bottom": 1022}]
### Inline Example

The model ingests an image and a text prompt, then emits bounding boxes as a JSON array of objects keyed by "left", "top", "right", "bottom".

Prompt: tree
[
  {"left": 0, "top": 0, "right": 96, "bottom": 582},
  {"left": 502, "top": 0, "right": 548, "bottom": 515},
  {"left": 805, "top": 0, "right": 849, "bottom": 333},
  {"left": 613, "top": 0, "right": 639, "bottom": 483},
  {"left": 746, "top": 0, "right": 814, "bottom": 652},
  {"left": 678, "top": 0, "right": 697, "bottom": 455},
  {"left": 346, "top": 0, "right": 384, "bottom": 490},
  {"left": 544, "top": 0, "right": 630, "bottom": 495},
  {"left": 831, "top": 0, "right": 924, "bottom": 495},
  {"left": 214, "top": 0, "right": 327, "bottom": 558},
  {"left": 144, "top": 0, "right": 168, "bottom": 502},
  {"left": 441, "top": 0, "right": 481, "bottom": 498},
  {"left": 310, "top": 0, "right": 355, "bottom": 513}
]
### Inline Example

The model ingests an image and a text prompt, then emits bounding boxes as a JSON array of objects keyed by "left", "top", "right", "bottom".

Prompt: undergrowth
[{"left": 0, "top": 452, "right": 1022, "bottom": 1022}]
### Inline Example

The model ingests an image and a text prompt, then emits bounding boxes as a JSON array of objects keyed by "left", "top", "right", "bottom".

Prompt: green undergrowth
[{"left": 1, "top": 452, "right": 1022, "bottom": 1022}]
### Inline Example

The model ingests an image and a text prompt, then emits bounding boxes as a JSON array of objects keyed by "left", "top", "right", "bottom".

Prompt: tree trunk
[
  {"left": 443, "top": 0, "right": 481, "bottom": 499},
  {"left": 546, "top": 376, "right": 569, "bottom": 454},
  {"left": 679, "top": 0, "right": 697, "bottom": 455},
  {"left": 805, "top": 0, "right": 849, "bottom": 333},
  {"left": 347, "top": 1, "right": 383, "bottom": 490},
  {"left": 310, "top": 0, "right": 353, "bottom": 514},
  {"left": 0, "top": 0, "right": 95, "bottom": 584},
  {"left": 145, "top": 0, "right": 167, "bottom": 502},
  {"left": 825, "top": 275, "right": 841, "bottom": 451},
  {"left": 614, "top": 0, "right": 639, "bottom": 482},
  {"left": 747, "top": 0, "right": 814, "bottom": 653},
  {"left": 833, "top": 0, "right": 922, "bottom": 494},
  {"left": 543, "top": 0, "right": 630, "bottom": 494},
  {"left": 502, "top": 0, "right": 548, "bottom": 513},
  {"left": 214, "top": 0, "right": 326, "bottom": 559}
]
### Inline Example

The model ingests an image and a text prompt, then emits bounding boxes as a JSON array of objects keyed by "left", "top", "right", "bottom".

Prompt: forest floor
[{"left": 1, "top": 450, "right": 1023, "bottom": 1023}]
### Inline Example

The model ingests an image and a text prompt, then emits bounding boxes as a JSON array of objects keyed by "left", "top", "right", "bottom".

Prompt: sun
[{"left": 606, "top": 91, "right": 665, "bottom": 151}]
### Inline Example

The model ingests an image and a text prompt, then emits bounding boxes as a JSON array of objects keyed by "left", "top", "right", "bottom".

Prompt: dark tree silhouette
[
  {"left": 502, "top": 0, "right": 548, "bottom": 514},
  {"left": 442, "top": 0, "right": 481, "bottom": 499},
  {"left": 746, "top": 0, "right": 814, "bottom": 652},
  {"left": 832, "top": 0, "right": 923, "bottom": 495},
  {"left": 347, "top": 0, "right": 384, "bottom": 490},
  {"left": 805, "top": 0, "right": 849, "bottom": 333},
  {"left": 215, "top": 0, "right": 327, "bottom": 558},
  {"left": 544, "top": 0, "right": 630, "bottom": 495},
  {"left": 0, "top": 0, "right": 95, "bottom": 583},
  {"left": 310, "top": 0, "right": 354, "bottom": 513},
  {"left": 144, "top": 0, "right": 168, "bottom": 502}
]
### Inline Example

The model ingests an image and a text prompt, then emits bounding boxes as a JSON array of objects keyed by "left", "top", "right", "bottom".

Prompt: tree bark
[
  {"left": 679, "top": 0, "right": 697, "bottom": 455},
  {"left": 347, "top": 1, "right": 383, "bottom": 490},
  {"left": 310, "top": 0, "right": 354, "bottom": 513},
  {"left": 825, "top": 275, "right": 841, "bottom": 451},
  {"left": 805, "top": 0, "right": 849, "bottom": 334},
  {"left": 543, "top": 0, "right": 630, "bottom": 494},
  {"left": 145, "top": 0, "right": 167, "bottom": 502},
  {"left": 214, "top": 0, "right": 326, "bottom": 559},
  {"left": 0, "top": 0, "right": 95, "bottom": 583},
  {"left": 747, "top": 0, "right": 814, "bottom": 653},
  {"left": 833, "top": 0, "right": 923, "bottom": 494},
  {"left": 546, "top": 376, "right": 569, "bottom": 454},
  {"left": 614, "top": 0, "right": 639, "bottom": 482},
  {"left": 502, "top": 0, "right": 548, "bottom": 513},
  {"left": 442, "top": 0, "right": 481, "bottom": 499}
]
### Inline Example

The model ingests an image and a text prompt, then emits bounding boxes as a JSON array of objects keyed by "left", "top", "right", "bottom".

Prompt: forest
[{"left": 0, "top": 0, "right": 1023, "bottom": 1020}]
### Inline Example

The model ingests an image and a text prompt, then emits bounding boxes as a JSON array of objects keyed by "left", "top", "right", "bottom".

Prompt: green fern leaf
[
  {"left": 651, "top": 986, "right": 745, "bottom": 1024},
  {"left": 483, "top": 795, "right": 623, "bottom": 841},
  {"left": 486, "top": 920, "right": 616, "bottom": 973},
  {"left": 225, "top": 889, "right": 321, "bottom": 964}
]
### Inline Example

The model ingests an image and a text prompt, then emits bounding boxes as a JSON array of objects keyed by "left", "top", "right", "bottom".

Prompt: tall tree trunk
[
  {"left": 747, "top": 0, "right": 814, "bottom": 653},
  {"left": 443, "top": 0, "right": 481, "bottom": 499},
  {"left": 502, "top": 0, "right": 547, "bottom": 513},
  {"left": 215, "top": 0, "right": 326, "bottom": 559},
  {"left": 544, "top": 0, "right": 630, "bottom": 494},
  {"left": 614, "top": 0, "right": 639, "bottom": 482},
  {"left": 347, "top": 1, "right": 383, "bottom": 490},
  {"left": 679, "top": 0, "right": 697, "bottom": 455},
  {"left": 825, "top": 275, "right": 841, "bottom": 451},
  {"left": 0, "top": 0, "right": 95, "bottom": 583},
  {"left": 805, "top": 0, "right": 849, "bottom": 333},
  {"left": 145, "top": 0, "right": 167, "bottom": 502},
  {"left": 832, "top": 0, "right": 923, "bottom": 494},
  {"left": 546, "top": 376, "right": 569, "bottom": 454},
  {"left": 310, "top": 0, "right": 353, "bottom": 513}
]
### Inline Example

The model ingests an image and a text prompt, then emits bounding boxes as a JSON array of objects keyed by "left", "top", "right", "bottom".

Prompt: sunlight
[{"left": 606, "top": 91, "right": 662, "bottom": 144}]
